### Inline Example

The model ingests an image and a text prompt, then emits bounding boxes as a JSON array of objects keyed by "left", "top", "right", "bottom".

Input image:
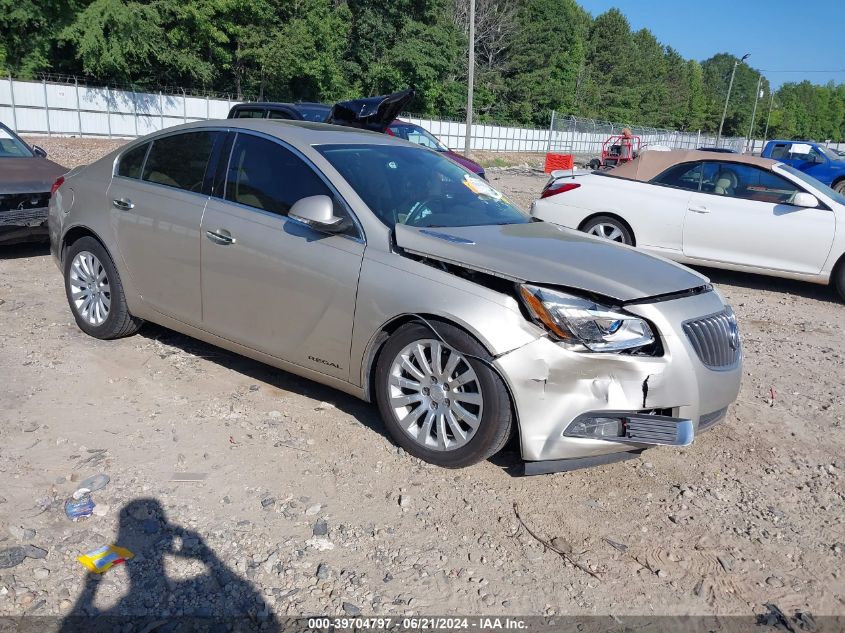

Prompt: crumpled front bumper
[{"left": 495, "top": 290, "right": 742, "bottom": 466}]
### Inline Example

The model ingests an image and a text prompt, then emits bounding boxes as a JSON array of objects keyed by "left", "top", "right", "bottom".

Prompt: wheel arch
[
  {"left": 578, "top": 212, "right": 637, "bottom": 246},
  {"left": 361, "top": 313, "right": 521, "bottom": 446},
  {"left": 61, "top": 225, "right": 111, "bottom": 266}
]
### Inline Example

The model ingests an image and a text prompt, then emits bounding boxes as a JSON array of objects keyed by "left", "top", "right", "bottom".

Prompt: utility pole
[
  {"left": 762, "top": 92, "right": 775, "bottom": 148},
  {"left": 747, "top": 75, "right": 763, "bottom": 153},
  {"left": 717, "top": 53, "right": 749, "bottom": 148},
  {"left": 464, "top": 0, "right": 476, "bottom": 155}
]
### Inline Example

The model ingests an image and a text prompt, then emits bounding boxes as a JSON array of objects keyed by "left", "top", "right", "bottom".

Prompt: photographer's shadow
[{"left": 59, "top": 498, "right": 279, "bottom": 632}]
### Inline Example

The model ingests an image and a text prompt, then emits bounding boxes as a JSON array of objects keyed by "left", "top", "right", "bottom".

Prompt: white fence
[
  {"left": 0, "top": 76, "right": 550, "bottom": 152},
  {"left": 0, "top": 77, "right": 233, "bottom": 138},
  {"left": 6, "top": 76, "right": 840, "bottom": 155}
]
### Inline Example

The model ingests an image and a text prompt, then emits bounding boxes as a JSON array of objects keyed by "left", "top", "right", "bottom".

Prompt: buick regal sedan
[
  {"left": 532, "top": 150, "right": 845, "bottom": 300},
  {"left": 49, "top": 120, "right": 741, "bottom": 473}
]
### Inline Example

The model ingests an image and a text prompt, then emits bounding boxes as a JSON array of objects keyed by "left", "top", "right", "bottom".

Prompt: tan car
[{"left": 49, "top": 120, "right": 741, "bottom": 473}]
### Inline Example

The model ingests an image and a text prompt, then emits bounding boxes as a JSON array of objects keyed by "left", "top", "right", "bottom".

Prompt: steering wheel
[{"left": 403, "top": 198, "right": 443, "bottom": 227}]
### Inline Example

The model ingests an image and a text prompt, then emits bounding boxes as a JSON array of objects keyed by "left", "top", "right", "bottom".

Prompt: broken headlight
[{"left": 518, "top": 284, "right": 655, "bottom": 352}]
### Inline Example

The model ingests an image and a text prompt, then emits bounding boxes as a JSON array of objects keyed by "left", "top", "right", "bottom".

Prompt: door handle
[
  {"left": 206, "top": 229, "right": 236, "bottom": 245},
  {"left": 688, "top": 205, "right": 710, "bottom": 214},
  {"left": 112, "top": 197, "right": 135, "bottom": 210}
]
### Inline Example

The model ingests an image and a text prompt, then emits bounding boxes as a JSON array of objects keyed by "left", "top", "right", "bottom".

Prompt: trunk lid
[{"left": 326, "top": 89, "right": 415, "bottom": 133}]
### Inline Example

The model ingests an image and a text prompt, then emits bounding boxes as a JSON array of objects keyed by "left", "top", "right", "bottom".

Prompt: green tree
[
  {"left": 61, "top": 0, "right": 166, "bottom": 85},
  {"left": 504, "top": 0, "right": 590, "bottom": 125},
  {"left": 0, "top": 0, "right": 87, "bottom": 77}
]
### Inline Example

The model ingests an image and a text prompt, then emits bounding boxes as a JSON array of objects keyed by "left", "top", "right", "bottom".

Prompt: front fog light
[{"left": 565, "top": 416, "right": 623, "bottom": 438}]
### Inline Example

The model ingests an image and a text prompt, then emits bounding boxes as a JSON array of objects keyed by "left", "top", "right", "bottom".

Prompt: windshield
[
  {"left": 0, "top": 125, "right": 34, "bottom": 158},
  {"left": 779, "top": 163, "right": 845, "bottom": 205},
  {"left": 819, "top": 145, "right": 842, "bottom": 161},
  {"left": 317, "top": 144, "right": 529, "bottom": 229},
  {"left": 389, "top": 123, "right": 449, "bottom": 151}
]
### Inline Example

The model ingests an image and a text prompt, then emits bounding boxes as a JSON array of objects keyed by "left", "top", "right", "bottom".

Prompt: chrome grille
[{"left": 683, "top": 309, "right": 740, "bottom": 370}]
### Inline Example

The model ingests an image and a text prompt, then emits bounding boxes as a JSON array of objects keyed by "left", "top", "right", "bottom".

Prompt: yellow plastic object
[{"left": 77, "top": 545, "right": 134, "bottom": 573}]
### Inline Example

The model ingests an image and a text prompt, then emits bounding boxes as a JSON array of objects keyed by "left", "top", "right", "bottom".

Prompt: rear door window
[
  {"left": 769, "top": 144, "right": 789, "bottom": 160},
  {"left": 142, "top": 131, "right": 218, "bottom": 193},
  {"left": 117, "top": 143, "right": 149, "bottom": 179},
  {"left": 268, "top": 110, "right": 294, "bottom": 120}
]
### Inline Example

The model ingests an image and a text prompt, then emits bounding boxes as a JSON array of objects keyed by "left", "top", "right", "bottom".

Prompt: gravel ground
[{"left": 1, "top": 139, "right": 844, "bottom": 627}]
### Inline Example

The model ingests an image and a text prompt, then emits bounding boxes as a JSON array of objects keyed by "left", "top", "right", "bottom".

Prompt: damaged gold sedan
[{"left": 49, "top": 119, "right": 741, "bottom": 473}]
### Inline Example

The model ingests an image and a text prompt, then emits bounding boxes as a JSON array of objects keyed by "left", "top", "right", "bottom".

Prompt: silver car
[{"left": 49, "top": 120, "right": 742, "bottom": 473}]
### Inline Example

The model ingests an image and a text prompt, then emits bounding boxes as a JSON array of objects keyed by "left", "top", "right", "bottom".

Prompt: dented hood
[{"left": 394, "top": 222, "right": 708, "bottom": 302}]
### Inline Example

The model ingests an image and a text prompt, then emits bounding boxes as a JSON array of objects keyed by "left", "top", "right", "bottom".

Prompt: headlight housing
[{"left": 519, "top": 284, "right": 655, "bottom": 352}]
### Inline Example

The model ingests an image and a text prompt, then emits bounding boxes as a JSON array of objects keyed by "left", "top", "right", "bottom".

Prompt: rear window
[
  {"left": 117, "top": 143, "right": 149, "bottom": 179},
  {"left": 142, "top": 131, "right": 217, "bottom": 192},
  {"left": 233, "top": 109, "right": 266, "bottom": 119},
  {"left": 296, "top": 105, "right": 330, "bottom": 122}
]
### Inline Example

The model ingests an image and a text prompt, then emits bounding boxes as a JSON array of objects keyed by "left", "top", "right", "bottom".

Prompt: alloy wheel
[
  {"left": 588, "top": 222, "right": 627, "bottom": 242},
  {"left": 387, "top": 339, "right": 483, "bottom": 451},
  {"left": 68, "top": 251, "right": 111, "bottom": 326}
]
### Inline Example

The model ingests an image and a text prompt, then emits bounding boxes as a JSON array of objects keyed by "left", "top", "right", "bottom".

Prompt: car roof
[
  {"left": 607, "top": 149, "right": 779, "bottom": 182},
  {"left": 156, "top": 118, "right": 414, "bottom": 149}
]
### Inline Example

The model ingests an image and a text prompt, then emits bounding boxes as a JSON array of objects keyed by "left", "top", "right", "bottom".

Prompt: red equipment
[{"left": 589, "top": 132, "right": 641, "bottom": 169}]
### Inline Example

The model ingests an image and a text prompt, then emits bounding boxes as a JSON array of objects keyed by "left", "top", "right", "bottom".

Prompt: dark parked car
[
  {"left": 387, "top": 120, "right": 485, "bottom": 179},
  {"left": 0, "top": 122, "right": 67, "bottom": 245},
  {"left": 227, "top": 102, "right": 331, "bottom": 122},
  {"left": 228, "top": 89, "right": 485, "bottom": 178}
]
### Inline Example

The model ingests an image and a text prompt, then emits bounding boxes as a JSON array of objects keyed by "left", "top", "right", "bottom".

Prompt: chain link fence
[{"left": 548, "top": 112, "right": 745, "bottom": 159}]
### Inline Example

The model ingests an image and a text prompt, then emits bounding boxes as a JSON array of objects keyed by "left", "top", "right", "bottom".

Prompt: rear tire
[
  {"left": 834, "top": 180, "right": 845, "bottom": 195},
  {"left": 64, "top": 236, "right": 143, "bottom": 339},
  {"left": 834, "top": 258, "right": 845, "bottom": 302},
  {"left": 374, "top": 321, "right": 513, "bottom": 468},
  {"left": 581, "top": 215, "right": 634, "bottom": 245}
]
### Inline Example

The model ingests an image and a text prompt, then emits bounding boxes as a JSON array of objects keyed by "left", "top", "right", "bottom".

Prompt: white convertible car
[{"left": 531, "top": 150, "right": 845, "bottom": 300}]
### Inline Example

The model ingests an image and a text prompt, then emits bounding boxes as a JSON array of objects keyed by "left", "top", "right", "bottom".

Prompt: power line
[{"left": 759, "top": 69, "right": 845, "bottom": 73}]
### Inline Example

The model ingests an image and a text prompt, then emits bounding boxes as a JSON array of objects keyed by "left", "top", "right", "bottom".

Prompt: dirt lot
[{"left": 1, "top": 138, "right": 844, "bottom": 625}]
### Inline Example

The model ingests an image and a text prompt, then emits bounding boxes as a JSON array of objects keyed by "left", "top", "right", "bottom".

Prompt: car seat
[{"left": 714, "top": 169, "right": 738, "bottom": 196}]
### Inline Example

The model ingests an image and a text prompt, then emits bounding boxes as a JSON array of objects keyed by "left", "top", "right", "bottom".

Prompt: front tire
[
  {"left": 581, "top": 215, "right": 634, "bottom": 245},
  {"left": 374, "top": 321, "right": 513, "bottom": 468},
  {"left": 64, "top": 236, "right": 143, "bottom": 339}
]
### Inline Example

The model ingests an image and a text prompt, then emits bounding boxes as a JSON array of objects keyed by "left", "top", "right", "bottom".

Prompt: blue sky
[{"left": 579, "top": 0, "right": 845, "bottom": 88}]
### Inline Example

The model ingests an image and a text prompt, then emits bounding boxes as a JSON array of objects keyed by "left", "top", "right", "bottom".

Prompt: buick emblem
[{"left": 727, "top": 320, "right": 739, "bottom": 351}]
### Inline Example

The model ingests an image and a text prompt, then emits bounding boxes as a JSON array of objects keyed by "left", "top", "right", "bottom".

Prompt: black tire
[
  {"left": 581, "top": 214, "right": 634, "bottom": 245},
  {"left": 834, "top": 180, "right": 845, "bottom": 195},
  {"left": 374, "top": 321, "right": 513, "bottom": 468},
  {"left": 834, "top": 258, "right": 845, "bottom": 302},
  {"left": 63, "top": 236, "right": 143, "bottom": 339},
  {"left": 587, "top": 158, "right": 602, "bottom": 170}
]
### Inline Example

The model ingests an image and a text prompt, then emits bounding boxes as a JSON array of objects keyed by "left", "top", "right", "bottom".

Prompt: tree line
[{"left": 1, "top": 0, "right": 843, "bottom": 141}]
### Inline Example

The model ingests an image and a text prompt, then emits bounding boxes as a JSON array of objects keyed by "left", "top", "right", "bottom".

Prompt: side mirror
[
  {"left": 289, "top": 195, "right": 344, "bottom": 231},
  {"left": 814, "top": 154, "right": 825, "bottom": 164},
  {"left": 791, "top": 192, "right": 819, "bottom": 208},
  {"left": 32, "top": 145, "right": 48, "bottom": 158}
]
